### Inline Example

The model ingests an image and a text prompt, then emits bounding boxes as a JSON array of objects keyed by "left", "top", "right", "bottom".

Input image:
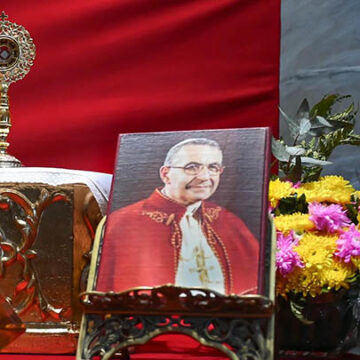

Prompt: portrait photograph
[{"left": 96, "top": 128, "right": 270, "bottom": 296}]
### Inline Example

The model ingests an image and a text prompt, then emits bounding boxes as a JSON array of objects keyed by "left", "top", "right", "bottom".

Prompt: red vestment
[{"left": 97, "top": 189, "right": 259, "bottom": 295}]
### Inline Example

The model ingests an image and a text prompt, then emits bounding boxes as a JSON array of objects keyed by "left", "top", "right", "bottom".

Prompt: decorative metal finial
[
  {"left": 1, "top": 12, "right": 8, "bottom": 22},
  {"left": 0, "top": 13, "right": 36, "bottom": 167}
]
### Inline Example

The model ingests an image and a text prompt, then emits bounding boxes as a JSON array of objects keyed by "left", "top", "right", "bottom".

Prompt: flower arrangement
[
  {"left": 271, "top": 95, "right": 360, "bottom": 299},
  {"left": 271, "top": 175, "right": 360, "bottom": 297}
]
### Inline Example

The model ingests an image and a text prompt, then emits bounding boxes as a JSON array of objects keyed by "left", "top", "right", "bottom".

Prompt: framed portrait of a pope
[{"left": 96, "top": 128, "right": 270, "bottom": 296}]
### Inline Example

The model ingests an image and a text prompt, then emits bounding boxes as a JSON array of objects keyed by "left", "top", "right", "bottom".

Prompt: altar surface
[
  {"left": 1, "top": 332, "right": 360, "bottom": 360},
  {"left": 0, "top": 335, "right": 230, "bottom": 359}
]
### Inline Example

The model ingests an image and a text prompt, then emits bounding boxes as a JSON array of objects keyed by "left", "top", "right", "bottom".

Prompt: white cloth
[
  {"left": 175, "top": 201, "right": 225, "bottom": 294},
  {"left": 0, "top": 167, "right": 112, "bottom": 215}
]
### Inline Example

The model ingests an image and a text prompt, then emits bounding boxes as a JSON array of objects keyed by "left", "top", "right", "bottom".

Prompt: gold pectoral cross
[{"left": 189, "top": 246, "right": 213, "bottom": 287}]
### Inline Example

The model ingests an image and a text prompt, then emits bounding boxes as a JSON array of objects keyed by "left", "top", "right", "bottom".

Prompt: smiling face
[{"left": 160, "top": 144, "right": 223, "bottom": 206}]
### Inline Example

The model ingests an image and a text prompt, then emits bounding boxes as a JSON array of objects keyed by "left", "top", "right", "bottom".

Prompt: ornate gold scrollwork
[
  {"left": 0, "top": 12, "right": 36, "bottom": 84},
  {"left": 79, "top": 287, "right": 273, "bottom": 359},
  {"left": 81, "top": 313, "right": 268, "bottom": 360},
  {"left": 0, "top": 188, "right": 69, "bottom": 319},
  {"left": 0, "top": 12, "right": 36, "bottom": 167},
  {"left": 81, "top": 285, "right": 273, "bottom": 316}
]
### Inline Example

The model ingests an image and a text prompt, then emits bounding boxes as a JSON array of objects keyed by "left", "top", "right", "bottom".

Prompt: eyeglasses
[{"left": 168, "top": 162, "right": 224, "bottom": 176}]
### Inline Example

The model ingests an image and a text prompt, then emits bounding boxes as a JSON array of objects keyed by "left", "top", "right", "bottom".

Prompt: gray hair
[{"left": 164, "top": 138, "right": 222, "bottom": 166}]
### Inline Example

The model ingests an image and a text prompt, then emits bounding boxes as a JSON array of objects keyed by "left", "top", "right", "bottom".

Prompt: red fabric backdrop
[
  {"left": 2, "top": 0, "right": 279, "bottom": 174},
  {"left": 0, "top": 0, "right": 279, "bottom": 358}
]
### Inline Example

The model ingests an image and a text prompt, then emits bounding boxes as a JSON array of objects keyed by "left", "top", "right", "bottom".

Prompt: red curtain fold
[
  {"left": 0, "top": 1, "right": 280, "bottom": 358},
  {"left": 3, "top": 0, "right": 280, "bottom": 173}
]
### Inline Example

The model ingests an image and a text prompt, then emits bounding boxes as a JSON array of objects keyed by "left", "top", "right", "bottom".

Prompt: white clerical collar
[
  {"left": 185, "top": 201, "right": 202, "bottom": 216},
  {"left": 161, "top": 188, "right": 202, "bottom": 214}
]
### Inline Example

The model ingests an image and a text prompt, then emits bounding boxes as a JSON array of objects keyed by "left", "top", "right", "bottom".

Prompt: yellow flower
[
  {"left": 297, "top": 176, "right": 355, "bottom": 204},
  {"left": 276, "top": 274, "right": 288, "bottom": 298},
  {"left": 276, "top": 233, "right": 356, "bottom": 297},
  {"left": 274, "top": 175, "right": 360, "bottom": 298},
  {"left": 294, "top": 233, "right": 337, "bottom": 268},
  {"left": 269, "top": 179, "right": 295, "bottom": 207},
  {"left": 277, "top": 260, "right": 355, "bottom": 297},
  {"left": 280, "top": 266, "right": 323, "bottom": 297},
  {"left": 319, "top": 261, "right": 355, "bottom": 291},
  {"left": 351, "top": 256, "right": 360, "bottom": 270},
  {"left": 274, "top": 213, "right": 315, "bottom": 233}
]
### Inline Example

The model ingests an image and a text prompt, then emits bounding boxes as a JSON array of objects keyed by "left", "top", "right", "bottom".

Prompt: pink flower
[
  {"left": 284, "top": 180, "right": 301, "bottom": 188},
  {"left": 335, "top": 224, "right": 360, "bottom": 262},
  {"left": 292, "top": 181, "right": 301, "bottom": 189},
  {"left": 308, "top": 202, "right": 351, "bottom": 233},
  {"left": 276, "top": 231, "right": 304, "bottom": 276}
]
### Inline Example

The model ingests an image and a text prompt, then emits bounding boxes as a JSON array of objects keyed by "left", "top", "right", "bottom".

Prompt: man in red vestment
[{"left": 97, "top": 138, "right": 259, "bottom": 295}]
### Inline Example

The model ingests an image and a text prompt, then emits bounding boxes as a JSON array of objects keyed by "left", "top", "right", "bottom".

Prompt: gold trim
[
  {"left": 142, "top": 210, "right": 168, "bottom": 223},
  {"left": 203, "top": 222, "right": 233, "bottom": 294},
  {"left": 203, "top": 206, "right": 221, "bottom": 222},
  {"left": 86, "top": 216, "right": 106, "bottom": 292},
  {"left": 102, "top": 326, "right": 238, "bottom": 360},
  {"left": 76, "top": 216, "right": 106, "bottom": 359},
  {"left": 265, "top": 214, "right": 276, "bottom": 359}
]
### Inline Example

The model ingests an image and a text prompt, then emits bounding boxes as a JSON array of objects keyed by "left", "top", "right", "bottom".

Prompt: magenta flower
[
  {"left": 276, "top": 231, "right": 304, "bottom": 276},
  {"left": 335, "top": 224, "right": 360, "bottom": 263},
  {"left": 284, "top": 180, "right": 301, "bottom": 189},
  {"left": 308, "top": 202, "right": 351, "bottom": 233},
  {"left": 292, "top": 181, "right": 301, "bottom": 189}
]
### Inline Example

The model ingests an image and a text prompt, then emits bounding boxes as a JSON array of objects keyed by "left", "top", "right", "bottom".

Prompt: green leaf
[
  {"left": 275, "top": 94, "right": 360, "bottom": 183},
  {"left": 277, "top": 193, "right": 309, "bottom": 215},
  {"left": 327, "top": 103, "right": 355, "bottom": 131},
  {"left": 308, "top": 115, "right": 333, "bottom": 137},
  {"left": 303, "top": 167, "right": 323, "bottom": 182},
  {"left": 309, "top": 116, "right": 333, "bottom": 131},
  {"left": 299, "top": 118, "right": 311, "bottom": 136},
  {"left": 346, "top": 203, "right": 359, "bottom": 225},
  {"left": 344, "top": 102, "right": 354, "bottom": 116},
  {"left": 272, "top": 137, "right": 290, "bottom": 162},
  {"left": 345, "top": 133, "right": 360, "bottom": 145},
  {"left": 289, "top": 300, "right": 314, "bottom": 325},
  {"left": 295, "top": 98, "right": 310, "bottom": 120},
  {"left": 300, "top": 157, "right": 332, "bottom": 166},
  {"left": 288, "top": 156, "right": 302, "bottom": 183},
  {"left": 277, "top": 196, "right": 297, "bottom": 214},
  {"left": 310, "top": 94, "right": 339, "bottom": 117},
  {"left": 279, "top": 107, "right": 300, "bottom": 140},
  {"left": 308, "top": 127, "right": 332, "bottom": 137},
  {"left": 297, "top": 194, "right": 308, "bottom": 213},
  {"left": 285, "top": 146, "right": 306, "bottom": 156},
  {"left": 329, "top": 102, "right": 354, "bottom": 121},
  {"left": 308, "top": 137, "right": 316, "bottom": 148}
]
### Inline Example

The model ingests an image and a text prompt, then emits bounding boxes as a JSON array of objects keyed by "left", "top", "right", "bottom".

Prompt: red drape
[
  {"left": 0, "top": 1, "right": 280, "bottom": 358},
  {"left": 3, "top": 0, "right": 279, "bottom": 174}
]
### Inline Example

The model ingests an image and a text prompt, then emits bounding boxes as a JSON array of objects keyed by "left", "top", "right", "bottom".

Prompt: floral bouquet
[
  {"left": 270, "top": 175, "right": 360, "bottom": 298},
  {"left": 271, "top": 95, "right": 360, "bottom": 352},
  {"left": 271, "top": 94, "right": 360, "bottom": 298}
]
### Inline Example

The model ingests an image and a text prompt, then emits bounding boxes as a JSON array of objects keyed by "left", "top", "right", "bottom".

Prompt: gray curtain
[{"left": 280, "top": 0, "right": 360, "bottom": 187}]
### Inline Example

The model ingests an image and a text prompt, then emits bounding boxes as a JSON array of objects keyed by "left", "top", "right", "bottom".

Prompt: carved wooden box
[{"left": 0, "top": 182, "right": 103, "bottom": 353}]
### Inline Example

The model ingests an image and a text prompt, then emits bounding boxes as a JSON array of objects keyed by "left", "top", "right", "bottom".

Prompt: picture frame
[
  {"left": 77, "top": 127, "right": 275, "bottom": 360},
  {"left": 97, "top": 128, "right": 270, "bottom": 295}
]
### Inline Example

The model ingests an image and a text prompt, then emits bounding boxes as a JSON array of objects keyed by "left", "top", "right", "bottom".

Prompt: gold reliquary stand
[{"left": 0, "top": 12, "right": 112, "bottom": 353}]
